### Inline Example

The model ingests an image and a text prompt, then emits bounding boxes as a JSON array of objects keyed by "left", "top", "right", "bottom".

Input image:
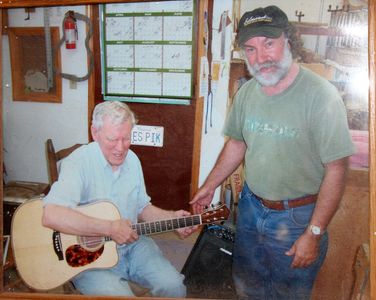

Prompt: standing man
[
  {"left": 191, "top": 6, "right": 355, "bottom": 300},
  {"left": 43, "top": 101, "right": 194, "bottom": 297}
]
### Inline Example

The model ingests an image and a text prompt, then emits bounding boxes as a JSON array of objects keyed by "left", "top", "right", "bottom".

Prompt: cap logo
[{"left": 243, "top": 15, "right": 272, "bottom": 27}]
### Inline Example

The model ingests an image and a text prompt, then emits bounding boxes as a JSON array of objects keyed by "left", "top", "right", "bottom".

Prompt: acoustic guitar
[{"left": 11, "top": 198, "right": 229, "bottom": 291}]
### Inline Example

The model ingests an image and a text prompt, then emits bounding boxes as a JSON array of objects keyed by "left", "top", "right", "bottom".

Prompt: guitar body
[
  {"left": 11, "top": 198, "right": 120, "bottom": 291},
  {"left": 11, "top": 198, "right": 229, "bottom": 291}
]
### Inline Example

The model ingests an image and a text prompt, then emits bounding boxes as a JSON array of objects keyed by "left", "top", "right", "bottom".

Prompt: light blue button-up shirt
[{"left": 44, "top": 142, "right": 151, "bottom": 223}]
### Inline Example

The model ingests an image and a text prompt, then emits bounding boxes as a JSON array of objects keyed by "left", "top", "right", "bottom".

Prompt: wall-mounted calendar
[{"left": 100, "top": 0, "right": 195, "bottom": 104}]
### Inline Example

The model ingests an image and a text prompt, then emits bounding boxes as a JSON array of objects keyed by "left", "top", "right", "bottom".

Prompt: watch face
[{"left": 311, "top": 225, "right": 321, "bottom": 235}]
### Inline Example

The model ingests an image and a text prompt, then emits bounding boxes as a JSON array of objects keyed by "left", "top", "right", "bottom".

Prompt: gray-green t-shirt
[{"left": 224, "top": 66, "right": 355, "bottom": 200}]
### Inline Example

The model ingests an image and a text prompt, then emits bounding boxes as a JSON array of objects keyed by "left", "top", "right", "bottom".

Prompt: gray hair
[
  {"left": 283, "top": 23, "right": 303, "bottom": 60},
  {"left": 92, "top": 101, "right": 137, "bottom": 129}
]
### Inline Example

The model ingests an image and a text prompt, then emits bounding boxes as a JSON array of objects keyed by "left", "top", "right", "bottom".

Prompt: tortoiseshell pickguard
[{"left": 65, "top": 244, "right": 104, "bottom": 267}]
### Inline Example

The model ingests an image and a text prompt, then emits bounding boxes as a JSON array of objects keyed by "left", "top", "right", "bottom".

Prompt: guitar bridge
[{"left": 52, "top": 230, "right": 64, "bottom": 261}]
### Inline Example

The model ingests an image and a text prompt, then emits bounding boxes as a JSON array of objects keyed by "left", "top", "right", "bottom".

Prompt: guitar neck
[
  {"left": 131, "top": 214, "right": 202, "bottom": 236},
  {"left": 102, "top": 204, "right": 228, "bottom": 242}
]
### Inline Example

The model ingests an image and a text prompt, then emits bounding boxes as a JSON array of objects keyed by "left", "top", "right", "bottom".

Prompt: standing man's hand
[
  {"left": 190, "top": 138, "right": 246, "bottom": 214},
  {"left": 286, "top": 157, "right": 348, "bottom": 268},
  {"left": 285, "top": 231, "right": 320, "bottom": 268},
  {"left": 189, "top": 186, "right": 215, "bottom": 214}
]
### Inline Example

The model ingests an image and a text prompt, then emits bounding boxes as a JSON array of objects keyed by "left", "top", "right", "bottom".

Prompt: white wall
[
  {"left": 197, "top": 0, "right": 233, "bottom": 203},
  {"left": 3, "top": 6, "right": 89, "bottom": 184}
]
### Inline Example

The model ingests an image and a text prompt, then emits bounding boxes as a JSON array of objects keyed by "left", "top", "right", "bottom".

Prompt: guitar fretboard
[
  {"left": 132, "top": 215, "right": 202, "bottom": 235},
  {"left": 102, "top": 204, "right": 228, "bottom": 243}
]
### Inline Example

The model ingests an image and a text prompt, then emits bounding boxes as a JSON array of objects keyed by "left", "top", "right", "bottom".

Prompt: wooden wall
[
  {"left": 313, "top": 169, "right": 369, "bottom": 300},
  {"left": 128, "top": 103, "right": 195, "bottom": 211}
]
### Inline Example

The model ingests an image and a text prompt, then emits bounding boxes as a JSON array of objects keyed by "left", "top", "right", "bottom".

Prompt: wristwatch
[{"left": 309, "top": 224, "right": 322, "bottom": 236}]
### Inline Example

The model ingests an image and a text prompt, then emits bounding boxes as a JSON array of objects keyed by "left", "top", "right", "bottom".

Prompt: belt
[{"left": 253, "top": 193, "right": 318, "bottom": 210}]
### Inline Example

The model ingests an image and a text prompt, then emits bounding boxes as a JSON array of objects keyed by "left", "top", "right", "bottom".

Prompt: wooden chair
[{"left": 46, "top": 138, "right": 83, "bottom": 185}]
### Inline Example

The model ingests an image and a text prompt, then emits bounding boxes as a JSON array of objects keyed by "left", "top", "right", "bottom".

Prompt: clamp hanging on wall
[
  {"left": 219, "top": 10, "right": 231, "bottom": 60},
  {"left": 204, "top": 0, "right": 214, "bottom": 134},
  {"left": 44, "top": 7, "right": 54, "bottom": 90},
  {"left": 55, "top": 10, "right": 94, "bottom": 82}
]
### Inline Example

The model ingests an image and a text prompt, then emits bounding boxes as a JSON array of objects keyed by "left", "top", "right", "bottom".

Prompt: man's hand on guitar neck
[
  {"left": 109, "top": 219, "right": 139, "bottom": 245},
  {"left": 139, "top": 204, "right": 198, "bottom": 239},
  {"left": 173, "top": 209, "right": 199, "bottom": 239},
  {"left": 109, "top": 210, "right": 197, "bottom": 244}
]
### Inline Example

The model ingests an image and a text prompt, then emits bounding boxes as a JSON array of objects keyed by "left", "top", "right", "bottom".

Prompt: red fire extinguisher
[{"left": 64, "top": 11, "right": 77, "bottom": 49}]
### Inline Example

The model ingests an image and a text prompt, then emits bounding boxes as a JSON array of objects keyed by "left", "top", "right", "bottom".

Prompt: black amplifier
[{"left": 182, "top": 224, "right": 236, "bottom": 299}]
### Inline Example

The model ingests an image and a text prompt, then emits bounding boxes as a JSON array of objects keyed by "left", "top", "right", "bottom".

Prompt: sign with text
[{"left": 131, "top": 125, "right": 164, "bottom": 147}]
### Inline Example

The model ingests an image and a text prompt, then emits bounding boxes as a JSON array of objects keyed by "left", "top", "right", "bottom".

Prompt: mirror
[{"left": 0, "top": 0, "right": 374, "bottom": 299}]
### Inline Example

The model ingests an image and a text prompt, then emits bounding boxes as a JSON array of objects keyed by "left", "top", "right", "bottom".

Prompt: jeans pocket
[
  {"left": 289, "top": 204, "right": 314, "bottom": 227},
  {"left": 238, "top": 188, "right": 251, "bottom": 208}
]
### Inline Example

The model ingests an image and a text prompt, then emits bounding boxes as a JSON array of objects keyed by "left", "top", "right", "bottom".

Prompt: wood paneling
[
  {"left": 190, "top": 0, "right": 207, "bottom": 199},
  {"left": 0, "top": 7, "right": 4, "bottom": 294},
  {"left": 368, "top": 0, "right": 376, "bottom": 297},
  {"left": 128, "top": 103, "right": 195, "bottom": 211}
]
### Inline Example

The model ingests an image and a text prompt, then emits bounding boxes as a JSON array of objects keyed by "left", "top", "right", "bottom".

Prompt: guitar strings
[{"left": 72, "top": 207, "right": 222, "bottom": 249}]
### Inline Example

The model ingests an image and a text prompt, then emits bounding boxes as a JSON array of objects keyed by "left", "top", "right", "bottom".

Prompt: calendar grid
[{"left": 101, "top": 0, "right": 195, "bottom": 103}]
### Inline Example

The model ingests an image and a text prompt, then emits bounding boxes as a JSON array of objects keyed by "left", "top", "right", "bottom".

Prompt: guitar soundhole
[{"left": 65, "top": 244, "right": 104, "bottom": 267}]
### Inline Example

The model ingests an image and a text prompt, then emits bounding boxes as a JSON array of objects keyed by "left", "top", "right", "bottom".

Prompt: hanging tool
[
  {"left": 24, "top": 8, "right": 35, "bottom": 21},
  {"left": 326, "top": 5, "right": 342, "bottom": 57},
  {"left": 314, "top": 0, "right": 325, "bottom": 53},
  {"left": 219, "top": 11, "right": 228, "bottom": 60},
  {"left": 295, "top": 10, "right": 305, "bottom": 22},
  {"left": 219, "top": 10, "right": 232, "bottom": 60},
  {"left": 205, "top": 0, "right": 214, "bottom": 134},
  {"left": 328, "top": 5, "right": 342, "bottom": 42},
  {"left": 204, "top": 11, "right": 208, "bottom": 51},
  {"left": 43, "top": 7, "right": 53, "bottom": 90}
]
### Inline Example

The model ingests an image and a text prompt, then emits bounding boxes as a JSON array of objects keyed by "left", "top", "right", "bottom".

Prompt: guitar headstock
[{"left": 201, "top": 204, "right": 230, "bottom": 224}]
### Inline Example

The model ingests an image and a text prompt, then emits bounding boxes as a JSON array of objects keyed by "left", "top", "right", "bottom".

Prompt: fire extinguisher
[{"left": 64, "top": 11, "right": 77, "bottom": 49}]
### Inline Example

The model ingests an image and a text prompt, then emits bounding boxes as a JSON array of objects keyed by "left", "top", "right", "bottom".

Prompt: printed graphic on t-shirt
[{"left": 245, "top": 118, "right": 299, "bottom": 139}]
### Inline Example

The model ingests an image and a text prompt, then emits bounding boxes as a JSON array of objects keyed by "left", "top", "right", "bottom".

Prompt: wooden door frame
[
  {"left": 0, "top": 1, "right": 374, "bottom": 300},
  {"left": 369, "top": 0, "right": 376, "bottom": 297}
]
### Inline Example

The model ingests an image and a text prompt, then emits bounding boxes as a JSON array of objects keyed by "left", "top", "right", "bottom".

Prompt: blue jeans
[
  {"left": 72, "top": 236, "right": 186, "bottom": 297},
  {"left": 233, "top": 184, "right": 328, "bottom": 300}
]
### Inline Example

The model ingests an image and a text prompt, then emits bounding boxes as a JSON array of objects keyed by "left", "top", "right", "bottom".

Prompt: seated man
[{"left": 42, "top": 101, "right": 194, "bottom": 297}]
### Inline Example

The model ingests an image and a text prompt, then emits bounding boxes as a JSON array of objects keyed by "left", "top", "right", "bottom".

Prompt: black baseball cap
[{"left": 237, "top": 6, "right": 289, "bottom": 46}]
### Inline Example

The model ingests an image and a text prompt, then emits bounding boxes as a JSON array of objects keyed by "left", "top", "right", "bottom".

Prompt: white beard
[{"left": 245, "top": 39, "right": 293, "bottom": 87}]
